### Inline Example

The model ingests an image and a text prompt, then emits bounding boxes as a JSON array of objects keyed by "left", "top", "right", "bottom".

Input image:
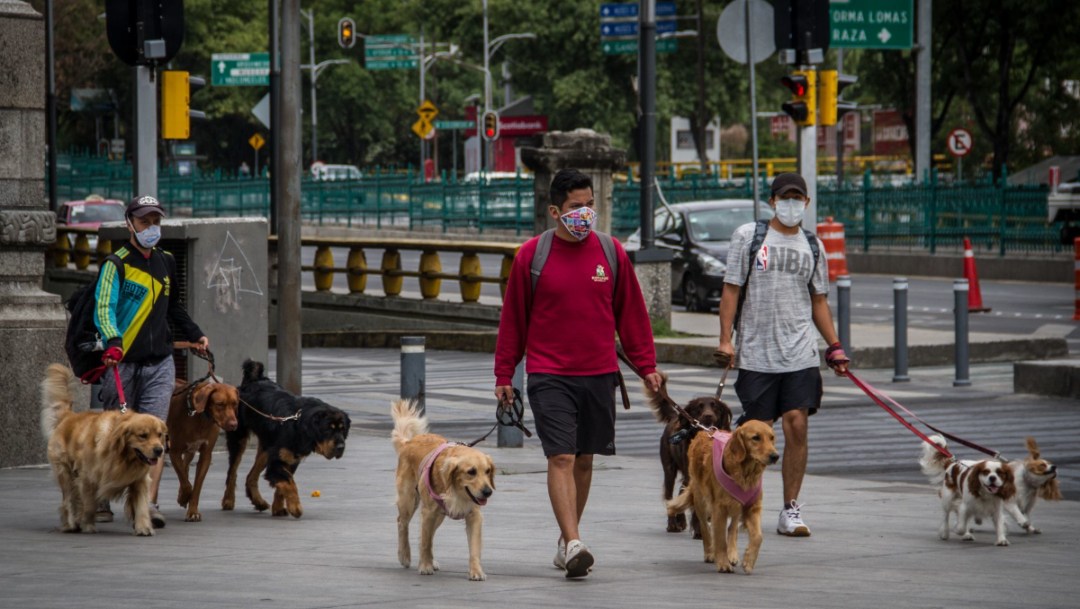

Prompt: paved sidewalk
[{"left": 2, "top": 353, "right": 1076, "bottom": 609}]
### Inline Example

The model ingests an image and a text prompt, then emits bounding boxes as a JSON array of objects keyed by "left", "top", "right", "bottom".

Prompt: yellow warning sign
[{"left": 249, "top": 133, "right": 266, "bottom": 151}]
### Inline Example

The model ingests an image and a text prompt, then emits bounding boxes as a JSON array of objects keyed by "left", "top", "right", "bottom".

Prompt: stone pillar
[
  {"left": 0, "top": 2, "right": 76, "bottom": 467},
  {"left": 521, "top": 128, "right": 672, "bottom": 331},
  {"left": 520, "top": 129, "right": 625, "bottom": 235}
]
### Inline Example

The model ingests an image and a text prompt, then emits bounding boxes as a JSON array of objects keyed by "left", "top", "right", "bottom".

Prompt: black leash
[
  {"left": 616, "top": 344, "right": 717, "bottom": 435},
  {"left": 467, "top": 388, "right": 533, "bottom": 447},
  {"left": 170, "top": 345, "right": 219, "bottom": 417}
]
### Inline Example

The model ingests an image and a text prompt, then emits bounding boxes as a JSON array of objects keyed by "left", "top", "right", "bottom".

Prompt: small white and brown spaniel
[
  {"left": 919, "top": 435, "right": 1016, "bottom": 546},
  {"left": 1001, "top": 437, "right": 1062, "bottom": 534}
]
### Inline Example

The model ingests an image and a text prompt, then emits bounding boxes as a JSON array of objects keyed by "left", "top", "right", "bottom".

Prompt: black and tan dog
[
  {"left": 644, "top": 371, "right": 732, "bottom": 538},
  {"left": 221, "top": 360, "right": 350, "bottom": 518}
]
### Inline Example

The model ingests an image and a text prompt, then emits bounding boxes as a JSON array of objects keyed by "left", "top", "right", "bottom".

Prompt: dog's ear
[
  {"left": 717, "top": 400, "right": 733, "bottom": 431},
  {"left": 1025, "top": 436, "right": 1041, "bottom": 460},
  {"left": 108, "top": 416, "right": 131, "bottom": 456},
  {"left": 486, "top": 454, "right": 496, "bottom": 491},
  {"left": 998, "top": 464, "right": 1016, "bottom": 500},
  {"left": 728, "top": 429, "right": 747, "bottom": 463},
  {"left": 1040, "top": 477, "right": 1063, "bottom": 501},
  {"left": 967, "top": 462, "right": 985, "bottom": 498},
  {"left": 192, "top": 383, "right": 214, "bottom": 414}
]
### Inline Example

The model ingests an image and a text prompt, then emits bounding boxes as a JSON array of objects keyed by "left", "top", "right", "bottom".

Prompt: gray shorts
[
  {"left": 526, "top": 373, "right": 618, "bottom": 457},
  {"left": 98, "top": 356, "right": 176, "bottom": 421}
]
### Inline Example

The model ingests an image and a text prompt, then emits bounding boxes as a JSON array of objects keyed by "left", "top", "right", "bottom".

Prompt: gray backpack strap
[
  {"left": 595, "top": 231, "right": 619, "bottom": 290},
  {"left": 801, "top": 227, "right": 820, "bottom": 286},
  {"left": 530, "top": 229, "right": 556, "bottom": 295}
]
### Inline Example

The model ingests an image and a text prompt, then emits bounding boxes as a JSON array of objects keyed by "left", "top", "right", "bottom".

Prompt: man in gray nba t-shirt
[{"left": 715, "top": 172, "right": 850, "bottom": 538}]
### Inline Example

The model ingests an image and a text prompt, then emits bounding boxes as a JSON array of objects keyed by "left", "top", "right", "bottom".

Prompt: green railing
[{"left": 55, "top": 154, "right": 1059, "bottom": 254}]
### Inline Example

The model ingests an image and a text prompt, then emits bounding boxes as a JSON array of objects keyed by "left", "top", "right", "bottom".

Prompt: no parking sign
[{"left": 947, "top": 128, "right": 973, "bottom": 158}]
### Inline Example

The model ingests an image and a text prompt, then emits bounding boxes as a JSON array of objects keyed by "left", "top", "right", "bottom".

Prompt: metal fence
[{"left": 55, "top": 154, "right": 1058, "bottom": 255}]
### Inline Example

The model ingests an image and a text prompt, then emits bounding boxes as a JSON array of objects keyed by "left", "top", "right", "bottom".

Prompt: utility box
[{"left": 100, "top": 218, "right": 269, "bottom": 386}]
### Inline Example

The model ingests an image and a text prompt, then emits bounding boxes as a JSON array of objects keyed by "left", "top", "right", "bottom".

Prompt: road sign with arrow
[{"left": 211, "top": 53, "right": 270, "bottom": 86}]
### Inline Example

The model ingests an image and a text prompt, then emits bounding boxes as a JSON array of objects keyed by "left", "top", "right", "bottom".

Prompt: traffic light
[
  {"left": 161, "top": 71, "right": 190, "bottom": 140},
  {"left": 161, "top": 71, "right": 206, "bottom": 140},
  {"left": 338, "top": 18, "right": 356, "bottom": 49},
  {"left": 780, "top": 70, "right": 815, "bottom": 127},
  {"left": 818, "top": 70, "right": 858, "bottom": 127},
  {"left": 481, "top": 111, "right": 499, "bottom": 141}
]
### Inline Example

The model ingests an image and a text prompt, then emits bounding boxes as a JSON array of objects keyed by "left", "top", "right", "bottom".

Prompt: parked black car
[{"left": 626, "top": 199, "right": 772, "bottom": 312}]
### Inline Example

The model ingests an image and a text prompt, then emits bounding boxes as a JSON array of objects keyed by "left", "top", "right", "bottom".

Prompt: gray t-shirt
[{"left": 724, "top": 222, "right": 829, "bottom": 373}]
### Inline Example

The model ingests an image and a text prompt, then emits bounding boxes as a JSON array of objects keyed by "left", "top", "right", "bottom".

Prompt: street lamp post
[
  {"left": 300, "top": 9, "right": 349, "bottom": 166},
  {"left": 481, "top": 0, "right": 535, "bottom": 171}
]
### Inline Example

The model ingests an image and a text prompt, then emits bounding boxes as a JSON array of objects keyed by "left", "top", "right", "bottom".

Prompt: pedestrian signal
[{"left": 780, "top": 70, "right": 815, "bottom": 127}]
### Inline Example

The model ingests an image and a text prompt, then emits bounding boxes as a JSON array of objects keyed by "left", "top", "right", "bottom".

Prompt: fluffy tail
[
  {"left": 666, "top": 485, "right": 694, "bottom": 518},
  {"left": 40, "top": 363, "right": 77, "bottom": 440},
  {"left": 642, "top": 371, "right": 677, "bottom": 424},
  {"left": 918, "top": 434, "right": 951, "bottom": 483},
  {"left": 241, "top": 359, "right": 266, "bottom": 388},
  {"left": 390, "top": 399, "right": 429, "bottom": 454}
]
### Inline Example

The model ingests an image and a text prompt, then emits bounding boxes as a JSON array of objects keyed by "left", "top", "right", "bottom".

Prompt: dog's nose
[
  {"left": 768, "top": 452, "right": 779, "bottom": 464},
  {"left": 700, "top": 415, "right": 717, "bottom": 427},
  {"left": 224, "top": 419, "right": 238, "bottom": 431},
  {"left": 153, "top": 446, "right": 164, "bottom": 457},
  {"left": 1048, "top": 465, "right": 1057, "bottom": 473},
  {"left": 481, "top": 486, "right": 493, "bottom": 498}
]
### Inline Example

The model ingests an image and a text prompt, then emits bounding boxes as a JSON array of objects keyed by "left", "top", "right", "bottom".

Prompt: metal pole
[
  {"left": 837, "top": 274, "right": 851, "bottom": 355},
  {"left": 836, "top": 49, "right": 844, "bottom": 185},
  {"left": 133, "top": 65, "right": 157, "bottom": 198},
  {"left": 953, "top": 278, "right": 971, "bottom": 387},
  {"left": 277, "top": 0, "right": 303, "bottom": 394},
  {"left": 498, "top": 360, "right": 525, "bottom": 448},
  {"left": 269, "top": 0, "right": 280, "bottom": 234},
  {"left": 638, "top": 0, "right": 657, "bottom": 250},
  {"left": 800, "top": 120, "right": 817, "bottom": 226},
  {"left": 400, "top": 337, "right": 426, "bottom": 416},
  {"left": 915, "top": 0, "right": 932, "bottom": 181},
  {"left": 893, "top": 277, "right": 910, "bottom": 382},
  {"left": 46, "top": 0, "right": 57, "bottom": 212},
  {"left": 482, "top": 0, "right": 491, "bottom": 172},
  {"left": 419, "top": 30, "right": 426, "bottom": 180},
  {"left": 307, "top": 9, "right": 317, "bottom": 165},
  {"left": 744, "top": 0, "right": 760, "bottom": 215}
]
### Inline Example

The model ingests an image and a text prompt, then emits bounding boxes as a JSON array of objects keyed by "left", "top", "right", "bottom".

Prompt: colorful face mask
[
  {"left": 559, "top": 206, "right": 597, "bottom": 241},
  {"left": 131, "top": 222, "right": 161, "bottom": 248},
  {"left": 774, "top": 198, "right": 806, "bottom": 228}
]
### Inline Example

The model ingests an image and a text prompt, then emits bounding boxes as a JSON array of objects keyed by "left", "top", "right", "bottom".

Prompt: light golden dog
[
  {"left": 391, "top": 399, "right": 495, "bottom": 581},
  {"left": 667, "top": 420, "right": 779, "bottom": 574},
  {"left": 40, "top": 363, "right": 168, "bottom": 536}
]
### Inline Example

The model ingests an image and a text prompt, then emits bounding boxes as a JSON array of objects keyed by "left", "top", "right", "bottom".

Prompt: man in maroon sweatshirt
[{"left": 495, "top": 168, "right": 663, "bottom": 579}]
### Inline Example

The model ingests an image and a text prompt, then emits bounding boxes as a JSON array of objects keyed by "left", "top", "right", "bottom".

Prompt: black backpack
[
  {"left": 734, "top": 219, "right": 821, "bottom": 330},
  {"left": 64, "top": 255, "right": 122, "bottom": 378}
]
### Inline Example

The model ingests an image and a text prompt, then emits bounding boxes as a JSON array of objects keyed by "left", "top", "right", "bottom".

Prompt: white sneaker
[
  {"left": 553, "top": 539, "right": 566, "bottom": 570},
  {"left": 777, "top": 501, "right": 811, "bottom": 537},
  {"left": 563, "top": 539, "right": 594, "bottom": 579}
]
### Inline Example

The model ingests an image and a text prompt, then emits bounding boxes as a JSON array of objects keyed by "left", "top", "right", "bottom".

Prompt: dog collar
[
  {"left": 710, "top": 430, "right": 762, "bottom": 508},
  {"left": 419, "top": 442, "right": 466, "bottom": 520}
]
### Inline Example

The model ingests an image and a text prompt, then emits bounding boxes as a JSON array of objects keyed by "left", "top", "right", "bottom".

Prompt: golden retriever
[
  {"left": 391, "top": 399, "right": 495, "bottom": 581},
  {"left": 667, "top": 420, "right": 779, "bottom": 574},
  {"left": 40, "top": 363, "right": 168, "bottom": 536}
]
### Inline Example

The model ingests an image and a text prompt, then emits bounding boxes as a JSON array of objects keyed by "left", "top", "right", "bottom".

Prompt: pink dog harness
[
  {"left": 711, "top": 430, "right": 762, "bottom": 508},
  {"left": 419, "top": 442, "right": 465, "bottom": 520}
]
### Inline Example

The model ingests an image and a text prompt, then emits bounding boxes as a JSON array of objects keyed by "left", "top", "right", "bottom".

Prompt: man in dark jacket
[{"left": 94, "top": 195, "right": 210, "bottom": 527}]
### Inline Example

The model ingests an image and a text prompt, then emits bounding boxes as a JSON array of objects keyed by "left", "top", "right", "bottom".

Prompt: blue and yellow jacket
[{"left": 94, "top": 244, "right": 204, "bottom": 364}]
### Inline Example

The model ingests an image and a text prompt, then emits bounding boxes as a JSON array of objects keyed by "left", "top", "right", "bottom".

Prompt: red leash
[
  {"left": 79, "top": 364, "right": 128, "bottom": 413},
  {"left": 845, "top": 370, "right": 953, "bottom": 460}
]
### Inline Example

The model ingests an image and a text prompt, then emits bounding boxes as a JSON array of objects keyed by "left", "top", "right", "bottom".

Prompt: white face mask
[
  {"left": 130, "top": 221, "right": 161, "bottom": 248},
  {"left": 774, "top": 198, "right": 806, "bottom": 227}
]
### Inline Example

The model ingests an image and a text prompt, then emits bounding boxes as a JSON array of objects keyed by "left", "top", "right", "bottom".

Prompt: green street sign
[
  {"left": 829, "top": 0, "right": 913, "bottom": 49},
  {"left": 434, "top": 120, "right": 473, "bottom": 130},
  {"left": 365, "top": 46, "right": 416, "bottom": 58},
  {"left": 211, "top": 52, "right": 270, "bottom": 86},
  {"left": 366, "top": 34, "right": 415, "bottom": 45},
  {"left": 366, "top": 59, "right": 418, "bottom": 71},
  {"left": 601, "top": 38, "right": 677, "bottom": 55}
]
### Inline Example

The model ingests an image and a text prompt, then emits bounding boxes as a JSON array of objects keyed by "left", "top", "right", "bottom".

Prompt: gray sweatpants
[{"left": 98, "top": 356, "right": 176, "bottom": 421}]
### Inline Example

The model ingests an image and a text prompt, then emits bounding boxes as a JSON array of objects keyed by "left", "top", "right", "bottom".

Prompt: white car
[{"left": 311, "top": 163, "right": 362, "bottom": 181}]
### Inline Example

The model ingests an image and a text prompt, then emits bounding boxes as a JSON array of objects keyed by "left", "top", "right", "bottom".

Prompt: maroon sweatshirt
[{"left": 494, "top": 231, "right": 657, "bottom": 386}]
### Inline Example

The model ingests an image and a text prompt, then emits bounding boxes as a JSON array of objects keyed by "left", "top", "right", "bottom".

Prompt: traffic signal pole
[
  {"left": 638, "top": 0, "right": 657, "bottom": 251},
  {"left": 277, "top": 0, "right": 303, "bottom": 394},
  {"left": 133, "top": 65, "right": 157, "bottom": 198},
  {"left": 799, "top": 112, "right": 817, "bottom": 227}
]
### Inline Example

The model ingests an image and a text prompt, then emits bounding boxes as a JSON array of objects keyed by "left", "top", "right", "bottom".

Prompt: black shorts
[
  {"left": 734, "top": 367, "right": 823, "bottom": 424},
  {"left": 526, "top": 373, "right": 618, "bottom": 457}
]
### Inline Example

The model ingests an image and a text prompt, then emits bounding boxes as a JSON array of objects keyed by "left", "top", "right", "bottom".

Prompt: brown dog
[
  {"left": 167, "top": 378, "right": 239, "bottom": 522},
  {"left": 392, "top": 399, "right": 495, "bottom": 581},
  {"left": 644, "top": 372, "right": 732, "bottom": 538},
  {"left": 40, "top": 363, "right": 168, "bottom": 536},
  {"left": 667, "top": 420, "right": 778, "bottom": 574}
]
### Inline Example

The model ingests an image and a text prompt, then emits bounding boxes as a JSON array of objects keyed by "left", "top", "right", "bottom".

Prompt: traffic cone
[{"left": 962, "top": 237, "right": 991, "bottom": 312}]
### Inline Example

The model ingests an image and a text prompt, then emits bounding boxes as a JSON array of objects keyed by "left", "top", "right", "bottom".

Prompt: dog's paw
[
  {"left": 288, "top": 504, "right": 303, "bottom": 519},
  {"left": 469, "top": 569, "right": 487, "bottom": 582},
  {"left": 133, "top": 525, "right": 154, "bottom": 537},
  {"left": 271, "top": 507, "right": 289, "bottom": 517},
  {"left": 185, "top": 510, "right": 202, "bottom": 522},
  {"left": 418, "top": 561, "right": 438, "bottom": 575},
  {"left": 961, "top": 533, "right": 974, "bottom": 541},
  {"left": 253, "top": 499, "right": 270, "bottom": 512},
  {"left": 704, "top": 553, "right": 715, "bottom": 564},
  {"left": 666, "top": 517, "right": 683, "bottom": 533},
  {"left": 1031, "top": 526, "right": 1042, "bottom": 535},
  {"left": 177, "top": 484, "right": 192, "bottom": 507},
  {"left": 221, "top": 497, "right": 235, "bottom": 511},
  {"left": 80, "top": 523, "right": 98, "bottom": 534},
  {"left": 716, "top": 562, "right": 734, "bottom": 574},
  {"left": 996, "top": 538, "right": 1010, "bottom": 547},
  {"left": 692, "top": 530, "right": 703, "bottom": 540}
]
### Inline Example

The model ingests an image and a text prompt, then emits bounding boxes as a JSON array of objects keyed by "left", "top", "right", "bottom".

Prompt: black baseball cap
[
  {"left": 126, "top": 195, "right": 166, "bottom": 218},
  {"left": 770, "top": 173, "right": 808, "bottom": 197}
]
